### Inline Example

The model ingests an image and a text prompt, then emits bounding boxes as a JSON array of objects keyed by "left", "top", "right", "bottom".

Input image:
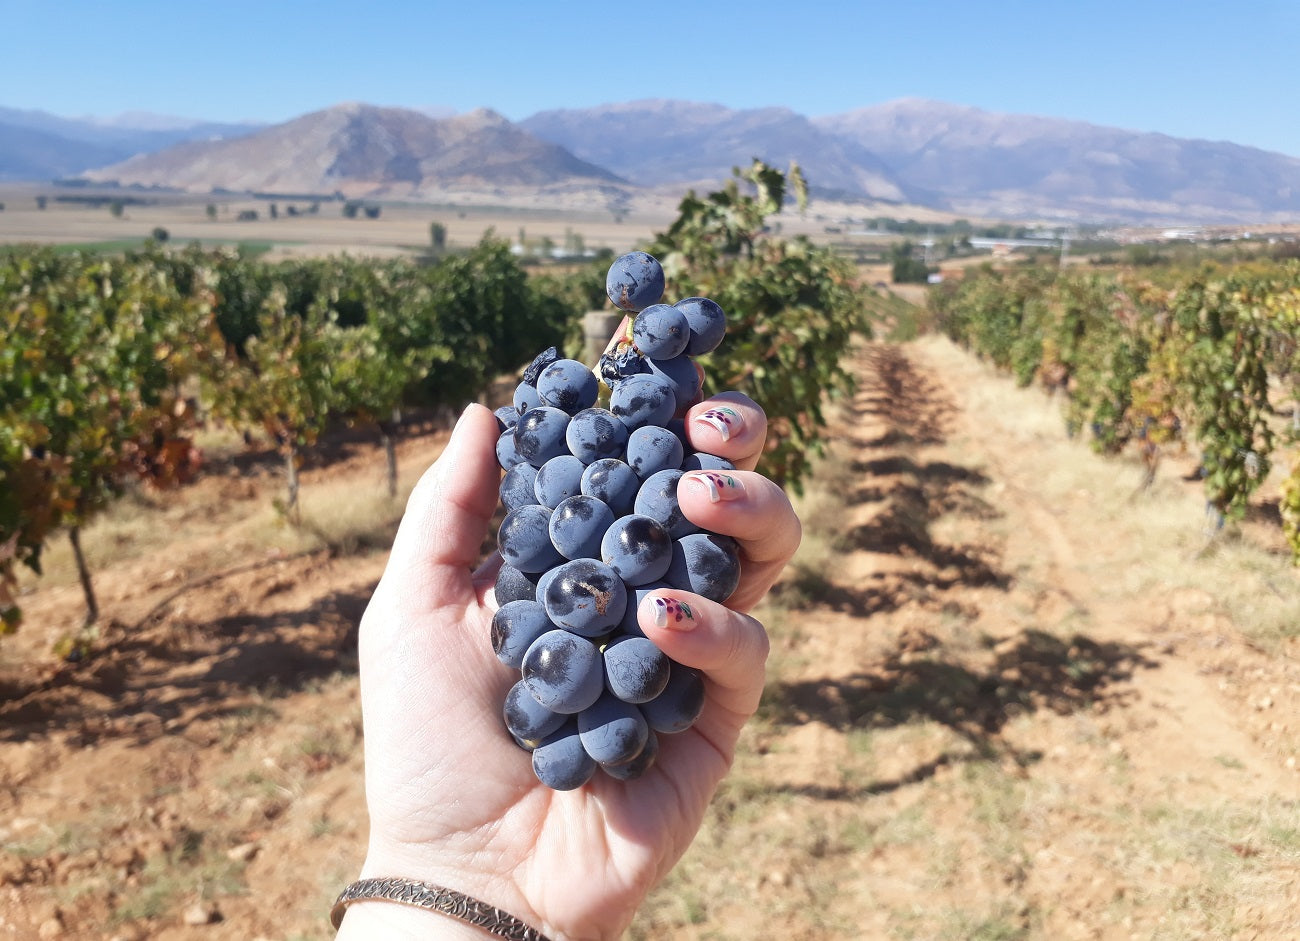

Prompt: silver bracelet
[{"left": 330, "top": 876, "right": 554, "bottom": 941}]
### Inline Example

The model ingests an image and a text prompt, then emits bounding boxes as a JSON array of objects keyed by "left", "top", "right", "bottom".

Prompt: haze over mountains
[{"left": 5, "top": 98, "right": 1300, "bottom": 224}]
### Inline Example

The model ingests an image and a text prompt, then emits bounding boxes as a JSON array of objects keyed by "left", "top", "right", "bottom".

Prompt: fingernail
[
  {"left": 684, "top": 470, "right": 746, "bottom": 503},
  {"left": 651, "top": 596, "right": 697, "bottom": 630},
  {"left": 695, "top": 406, "right": 743, "bottom": 442}
]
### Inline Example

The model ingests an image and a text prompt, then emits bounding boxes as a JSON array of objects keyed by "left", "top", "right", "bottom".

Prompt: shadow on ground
[{"left": 758, "top": 627, "right": 1158, "bottom": 798}]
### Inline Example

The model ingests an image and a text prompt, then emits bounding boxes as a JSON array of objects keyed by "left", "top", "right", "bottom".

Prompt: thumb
[{"left": 380, "top": 403, "right": 502, "bottom": 605}]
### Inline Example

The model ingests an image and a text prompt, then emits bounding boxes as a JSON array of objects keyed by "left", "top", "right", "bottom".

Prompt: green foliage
[
  {"left": 649, "top": 160, "right": 869, "bottom": 493},
  {"left": 932, "top": 258, "right": 1300, "bottom": 542}
]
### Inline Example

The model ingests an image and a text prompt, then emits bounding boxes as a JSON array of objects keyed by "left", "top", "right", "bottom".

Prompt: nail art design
[
  {"left": 696, "top": 406, "right": 742, "bottom": 441},
  {"left": 652, "top": 596, "right": 696, "bottom": 628},
  {"left": 687, "top": 471, "right": 745, "bottom": 503}
]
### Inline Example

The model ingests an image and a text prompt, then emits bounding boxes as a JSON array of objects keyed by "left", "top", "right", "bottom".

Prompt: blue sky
[{"left": 4, "top": 0, "right": 1298, "bottom": 156}]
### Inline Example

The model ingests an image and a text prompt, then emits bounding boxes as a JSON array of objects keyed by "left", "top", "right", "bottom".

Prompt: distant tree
[
  {"left": 151, "top": 227, "right": 170, "bottom": 242},
  {"left": 109, "top": 200, "right": 124, "bottom": 218},
  {"left": 430, "top": 221, "right": 447, "bottom": 252},
  {"left": 890, "top": 241, "right": 933, "bottom": 284},
  {"left": 269, "top": 202, "right": 278, "bottom": 219},
  {"left": 35, "top": 195, "right": 47, "bottom": 210},
  {"left": 0, "top": 203, "right": 5, "bottom": 212},
  {"left": 364, "top": 205, "right": 381, "bottom": 219},
  {"left": 342, "top": 201, "right": 360, "bottom": 219},
  {"left": 206, "top": 203, "right": 217, "bottom": 221},
  {"left": 236, "top": 209, "right": 258, "bottom": 222}
]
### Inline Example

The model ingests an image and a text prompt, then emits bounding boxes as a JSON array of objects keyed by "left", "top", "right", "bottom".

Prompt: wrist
[{"left": 338, "top": 844, "right": 566, "bottom": 941}]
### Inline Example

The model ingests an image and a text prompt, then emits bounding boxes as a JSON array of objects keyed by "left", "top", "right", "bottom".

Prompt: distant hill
[
  {"left": 520, "top": 99, "right": 912, "bottom": 203},
  {"left": 9, "top": 97, "right": 1300, "bottom": 223},
  {"left": 0, "top": 106, "right": 261, "bottom": 181},
  {"left": 81, "top": 103, "right": 626, "bottom": 198},
  {"left": 813, "top": 99, "right": 1300, "bottom": 222}
]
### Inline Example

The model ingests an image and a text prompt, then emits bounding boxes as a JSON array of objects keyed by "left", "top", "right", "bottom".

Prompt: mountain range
[{"left": 5, "top": 99, "right": 1300, "bottom": 224}]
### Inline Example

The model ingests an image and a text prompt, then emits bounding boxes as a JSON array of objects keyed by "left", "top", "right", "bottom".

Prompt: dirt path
[{"left": 1, "top": 337, "right": 1297, "bottom": 940}]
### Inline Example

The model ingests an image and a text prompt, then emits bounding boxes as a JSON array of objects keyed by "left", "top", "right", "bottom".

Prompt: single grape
[
  {"left": 601, "top": 728, "right": 659, "bottom": 780},
  {"left": 632, "top": 303, "right": 690, "bottom": 360},
  {"left": 513, "top": 381, "right": 542, "bottom": 417},
  {"left": 580, "top": 458, "right": 640, "bottom": 517},
  {"left": 533, "top": 454, "right": 586, "bottom": 509},
  {"left": 521, "top": 630, "right": 605, "bottom": 715},
  {"left": 494, "top": 405, "right": 519, "bottom": 431},
  {"left": 491, "top": 600, "right": 557, "bottom": 670},
  {"left": 499, "top": 462, "right": 540, "bottom": 512},
  {"left": 494, "top": 563, "right": 541, "bottom": 605},
  {"left": 503, "top": 679, "right": 566, "bottom": 747},
  {"left": 566, "top": 407, "right": 629, "bottom": 465},
  {"left": 513, "top": 406, "right": 571, "bottom": 468},
  {"left": 646, "top": 354, "right": 702, "bottom": 416},
  {"left": 532, "top": 719, "right": 597, "bottom": 790},
  {"left": 609, "top": 374, "right": 676, "bottom": 430},
  {"left": 606, "top": 250, "right": 665, "bottom": 312},
  {"left": 626, "top": 425, "right": 685, "bottom": 479},
  {"left": 600, "top": 514, "right": 672, "bottom": 586},
  {"left": 542, "top": 558, "right": 627, "bottom": 637},
  {"left": 665, "top": 532, "right": 741, "bottom": 603},
  {"left": 497, "top": 504, "right": 562, "bottom": 573},
  {"left": 496, "top": 427, "right": 526, "bottom": 470},
  {"left": 549, "top": 494, "right": 615, "bottom": 561},
  {"left": 639, "top": 662, "right": 706, "bottom": 734},
  {"left": 537, "top": 359, "right": 599, "bottom": 415},
  {"left": 578, "top": 691, "right": 650, "bottom": 765},
  {"left": 679, "top": 451, "right": 736, "bottom": 473},
  {"left": 603, "top": 634, "right": 670, "bottom": 704},
  {"left": 635, "top": 469, "right": 698, "bottom": 540},
  {"left": 674, "top": 296, "right": 727, "bottom": 356}
]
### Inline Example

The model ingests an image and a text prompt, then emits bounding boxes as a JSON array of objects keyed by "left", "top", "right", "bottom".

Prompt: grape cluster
[{"left": 491, "top": 251, "right": 739, "bottom": 790}]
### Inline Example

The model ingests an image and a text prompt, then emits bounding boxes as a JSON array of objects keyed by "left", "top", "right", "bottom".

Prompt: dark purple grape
[
  {"left": 679, "top": 452, "right": 736, "bottom": 473},
  {"left": 634, "top": 469, "right": 698, "bottom": 540},
  {"left": 499, "top": 462, "right": 540, "bottom": 512},
  {"left": 521, "top": 630, "right": 605, "bottom": 715},
  {"left": 578, "top": 692, "right": 649, "bottom": 765},
  {"left": 632, "top": 304, "right": 690, "bottom": 360},
  {"left": 494, "top": 405, "right": 519, "bottom": 431},
  {"left": 610, "top": 374, "right": 676, "bottom": 430},
  {"left": 603, "top": 634, "right": 670, "bottom": 704},
  {"left": 606, "top": 251, "right": 665, "bottom": 312},
  {"left": 532, "top": 719, "right": 597, "bottom": 790},
  {"left": 600, "top": 514, "right": 672, "bottom": 586},
  {"left": 646, "top": 355, "right": 702, "bottom": 415},
  {"left": 496, "top": 427, "right": 526, "bottom": 470},
  {"left": 513, "top": 406, "right": 571, "bottom": 468},
  {"left": 566, "top": 407, "right": 629, "bottom": 465},
  {"left": 504, "top": 680, "right": 566, "bottom": 746},
  {"left": 492, "top": 600, "right": 557, "bottom": 670},
  {"left": 580, "top": 458, "right": 640, "bottom": 517},
  {"left": 601, "top": 728, "right": 659, "bottom": 780},
  {"left": 549, "top": 494, "right": 615, "bottom": 561},
  {"left": 665, "top": 532, "right": 741, "bottom": 603},
  {"left": 542, "top": 558, "right": 627, "bottom": 637},
  {"left": 497, "top": 504, "right": 562, "bottom": 573},
  {"left": 537, "top": 359, "right": 599, "bottom": 415},
  {"left": 534, "top": 455, "right": 586, "bottom": 509},
  {"left": 626, "top": 425, "right": 684, "bottom": 479},
  {"left": 513, "top": 381, "right": 541, "bottom": 415},
  {"left": 639, "top": 662, "right": 706, "bottom": 734},
  {"left": 494, "top": 563, "right": 540, "bottom": 605},
  {"left": 674, "top": 296, "right": 727, "bottom": 356}
]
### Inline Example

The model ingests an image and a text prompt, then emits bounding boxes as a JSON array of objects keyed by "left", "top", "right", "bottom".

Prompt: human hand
[{"left": 337, "top": 392, "right": 800, "bottom": 940}]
